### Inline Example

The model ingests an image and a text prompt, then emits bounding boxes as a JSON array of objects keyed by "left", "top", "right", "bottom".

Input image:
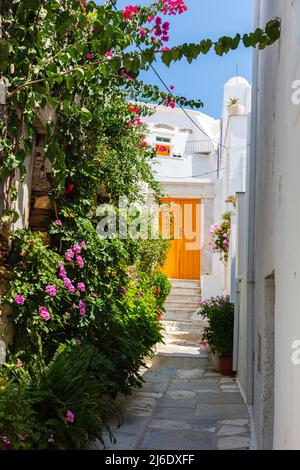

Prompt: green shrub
[
  {"left": 151, "top": 272, "right": 171, "bottom": 310},
  {"left": 0, "top": 343, "right": 118, "bottom": 449},
  {"left": 136, "top": 238, "right": 171, "bottom": 276},
  {"left": 0, "top": 376, "right": 35, "bottom": 450},
  {"left": 198, "top": 296, "right": 234, "bottom": 357}
]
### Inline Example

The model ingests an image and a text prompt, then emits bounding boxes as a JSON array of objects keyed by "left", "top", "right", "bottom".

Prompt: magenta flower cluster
[
  {"left": 58, "top": 242, "right": 88, "bottom": 317},
  {"left": 208, "top": 221, "right": 230, "bottom": 262},
  {"left": 66, "top": 410, "right": 75, "bottom": 423},
  {"left": 162, "top": 0, "right": 188, "bottom": 15},
  {"left": 14, "top": 294, "right": 25, "bottom": 305},
  {"left": 79, "top": 300, "right": 86, "bottom": 317},
  {"left": 39, "top": 306, "right": 50, "bottom": 321},
  {"left": 64, "top": 244, "right": 85, "bottom": 268},
  {"left": 45, "top": 285, "right": 57, "bottom": 297},
  {"left": 63, "top": 277, "right": 76, "bottom": 293},
  {"left": 77, "top": 282, "right": 86, "bottom": 293}
]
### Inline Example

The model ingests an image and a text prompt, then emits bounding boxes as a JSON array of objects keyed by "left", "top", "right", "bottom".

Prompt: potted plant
[
  {"left": 226, "top": 97, "right": 245, "bottom": 116},
  {"left": 198, "top": 296, "right": 234, "bottom": 376},
  {"left": 209, "top": 211, "right": 231, "bottom": 263}
]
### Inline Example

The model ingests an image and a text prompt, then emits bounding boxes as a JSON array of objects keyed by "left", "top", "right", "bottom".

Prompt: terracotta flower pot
[{"left": 219, "top": 356, "right": 233, "bottom": 376}]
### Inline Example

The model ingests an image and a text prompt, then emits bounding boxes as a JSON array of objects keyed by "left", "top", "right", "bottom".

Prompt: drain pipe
[{"left": 244, "top": 0, "right": 260, "bottom": 405}]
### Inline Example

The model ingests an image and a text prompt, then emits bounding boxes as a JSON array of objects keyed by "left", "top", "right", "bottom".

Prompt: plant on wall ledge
[{"left": 209, "top": 211, "right": 231, "bottom": 263}]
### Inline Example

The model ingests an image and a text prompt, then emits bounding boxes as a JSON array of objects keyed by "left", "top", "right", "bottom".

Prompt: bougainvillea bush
[{"left": 208, "top": 211, "right": 231, "bottom": 263}]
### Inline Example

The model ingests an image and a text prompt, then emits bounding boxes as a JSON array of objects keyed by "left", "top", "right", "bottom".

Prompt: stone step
[
  {"left": 165, "top": 338, "right": 202, "bottom": 347},
  {"left": 153, "top": 344, "right": 208, "bottom": 369},
  {"left": 170, "top": 279, "right": 201, "bottom": 289},
  {"left": 165, "top": 301, "right": 200, "bottom": 310},
  {"left": 170, "top": 287, "right": 201, "bottom": 296},
  {"left": 166, "top": 293, "right": 201, "bottom": 302},
  {"left": 163, "top": 329, "right": 202, "bottom": 341},
  {"left": 163, "top": 310, "right": 200, "bottom": 321},
  {"left": 162, "top": 319, "right": 205, "bottom": 329},
  {"left": 165, "top": 308, "right": 196, "bottom": 321}
]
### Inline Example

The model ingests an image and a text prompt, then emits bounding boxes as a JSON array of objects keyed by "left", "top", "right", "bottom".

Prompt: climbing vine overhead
[{"left": 0, "top": 1, "right": 280, "bottom": 180}]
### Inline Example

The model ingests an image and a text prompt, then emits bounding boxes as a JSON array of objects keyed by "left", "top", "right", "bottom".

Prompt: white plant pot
[
  {"left": 208, "top": 348, "right": 220, "bottom": 372},
  {"left": 227, "top": 103, "right": 245, "bottom": 116}
]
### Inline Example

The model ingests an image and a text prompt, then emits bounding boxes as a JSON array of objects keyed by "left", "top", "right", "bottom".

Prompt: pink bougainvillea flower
[
  {"left": 76, "top": 255, "right": 85, "bottom": 268},
  {"left": 39, "top": 306, "right": 50, "bottom": 321},
  {"left": 45, "top": 285, "right": 57, "bottom": 297},
  {"left": 66, "top": 410, "right": 75, "bottom": 423},
  {"left": 139, "top": 27, "right": 147, "bottom": 37},
  {"left": 148, "top": 15, "right": 154, "bottom": 22},
  {"left": 14, "top": 294, "right": 25, "bottom": 305},
  {"left": 105, "top": 51, "right": 113, "bottom": 58},
  {"left": 86, "top": 53, "right": 92, "bottom": 59},
  {"left": 162, "top": 46, "right": 170, "bottom": 52},
  {"left": 72, "top": 244, "right": 81, "bottom": 255},
  {"left": 170, "top": 85, "right": 175, "bottom": 90},
  {"left": 17, "top": 359, "right": 22, "bottom": 368},
  {"left": 122, "top": 5, "right": 139, "bottom": 20},
  {"left": 161, "top": 35, "right": 169, "bottom": 42},
  {"left": 58, "top": 263, "right": 67, "bottom": 278},
  {"left": 162, "top": 0, "right": 188, "bottom": 16},
  {"left": 80, "top": 241, "right": 87, "bottom": 249},
  {"left": 65, "top": 249, "right": 74, "bottom": 262},
  {"left": 79, "top": 300, "right": 86, "bottom": 317},
  {"left": 77, "top": 282, "right": 86, "bottom": 293},
  {"left": 54, "top": 219, "right": 62, "bottom": 226},
  {"left": 63, "top": 277, "right": 75, "bottom": 293},
  {"left": 155, "top": 16, "right": 162, "bottom": 25}
]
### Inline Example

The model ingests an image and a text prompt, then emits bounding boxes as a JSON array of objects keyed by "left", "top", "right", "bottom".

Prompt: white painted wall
[{"left": 241, "top": 0, "right": 300, "bottom": 450}]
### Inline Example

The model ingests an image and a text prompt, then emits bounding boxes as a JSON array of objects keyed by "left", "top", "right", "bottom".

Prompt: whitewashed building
[
  {"left": 142, "top": 77, "right": 251, "bottom": 301},
  {"left": 229, "top": 0, "right": 300, "bottom": 450},
  {"left": 143, "top": 105, "right": 222, "bottom": 300}
]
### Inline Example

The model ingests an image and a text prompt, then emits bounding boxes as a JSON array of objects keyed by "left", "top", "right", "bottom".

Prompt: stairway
[{"left": 159, "top": 279, "right": 208, "bottom": 355}]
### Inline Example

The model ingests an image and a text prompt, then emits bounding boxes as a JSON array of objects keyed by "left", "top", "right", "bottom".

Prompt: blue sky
[{"left": 98, "top": 0, "right": 254, "bottom": 118}]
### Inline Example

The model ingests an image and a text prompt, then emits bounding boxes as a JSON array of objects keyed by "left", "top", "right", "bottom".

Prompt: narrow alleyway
[{"left": 95, "top": 347, "right": 251, "bottom": 450}]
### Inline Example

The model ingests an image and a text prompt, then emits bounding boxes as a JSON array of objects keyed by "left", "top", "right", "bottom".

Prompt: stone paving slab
[
  {"left": 194, "top": 392, "right": 244, "bottom": 404},
  {"left": 195, "top": 403, "right": 249, "bottom": 420},
  {"left": 169, "top": 380, "right": 221, "bottom": 391},
  {"left": 217, "top": 436, "right": 250, "bottom": 450},
  {"left": 159, "top": 398, "right": 197, "bottom": 409},
  {"left": 96, "top": 356, "right": 250, "bottom": 451},
  {"left": 140, "top": 430, "right": 213, "bottom": 450},
  {"left": 155, "top": 406, "right": 195, "bottom": 419}
]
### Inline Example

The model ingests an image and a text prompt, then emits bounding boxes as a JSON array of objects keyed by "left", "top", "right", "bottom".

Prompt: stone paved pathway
[{"left": 94, "top": 353, "right": 251, "bottom": 450}]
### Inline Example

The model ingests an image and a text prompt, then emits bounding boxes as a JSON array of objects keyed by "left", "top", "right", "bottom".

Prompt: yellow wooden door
[{"left": 160, "top": 198, "right": 201, "bottom": 280}]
